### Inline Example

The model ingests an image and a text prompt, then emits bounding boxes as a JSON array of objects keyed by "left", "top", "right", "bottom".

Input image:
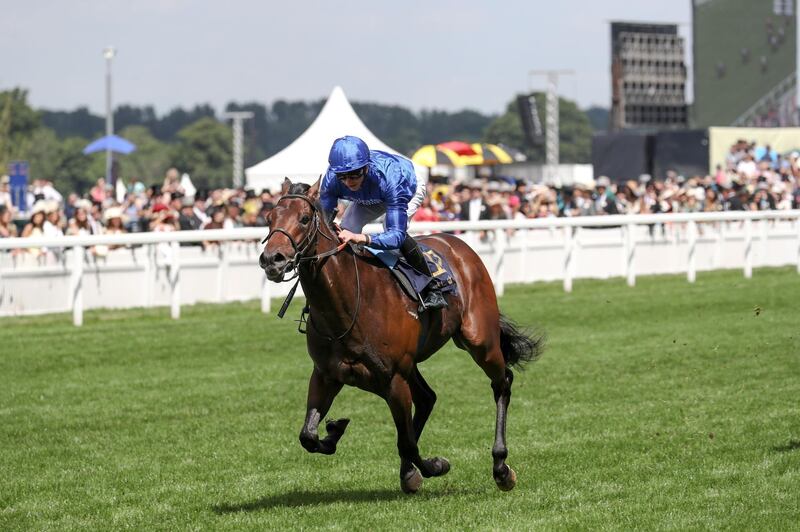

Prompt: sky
[{"left": 1, "top": 0, "right": 696, "bottom": 116}]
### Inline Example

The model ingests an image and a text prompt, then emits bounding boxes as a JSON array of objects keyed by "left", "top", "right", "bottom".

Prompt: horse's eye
[{"left": 300, "top": 215, "right": 310, "bottom": 225}]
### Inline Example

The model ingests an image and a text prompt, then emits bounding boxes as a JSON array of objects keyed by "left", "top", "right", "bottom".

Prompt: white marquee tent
[{"left": 245, "top": 86, "right": 426, "bottom": 192}]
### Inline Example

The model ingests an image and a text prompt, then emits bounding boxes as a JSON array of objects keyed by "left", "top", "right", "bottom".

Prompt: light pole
[
  {"left": 223, "top": 111, "right": 254, "bottom": 189},
  {"left": 529, "top": 69, "right": 573, "bottom": 182},
  {"left": 103, "top": 46, "right": 116, "bottom": 185}
]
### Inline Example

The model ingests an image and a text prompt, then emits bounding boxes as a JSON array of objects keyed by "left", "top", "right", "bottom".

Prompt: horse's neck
[{"left": 301, "top": 218, "right": 354, "bottom": 310}]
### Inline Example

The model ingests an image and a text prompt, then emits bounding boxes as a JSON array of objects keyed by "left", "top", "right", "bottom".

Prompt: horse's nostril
[
  {"left": 273, "top": 253, "right": 286, "bottom": 265},
  {"left": 259, "top": 253, "right": 269, "bottom": 269}
]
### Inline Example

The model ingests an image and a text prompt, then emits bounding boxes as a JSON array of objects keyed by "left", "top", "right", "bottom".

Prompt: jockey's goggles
[{"left": 336, "top": 167, "right": 366, "bottom": 182}]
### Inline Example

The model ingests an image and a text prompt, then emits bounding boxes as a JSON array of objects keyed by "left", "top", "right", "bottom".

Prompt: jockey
[{"left": 320, "top": 135, "right": 448, "bottom": 311}]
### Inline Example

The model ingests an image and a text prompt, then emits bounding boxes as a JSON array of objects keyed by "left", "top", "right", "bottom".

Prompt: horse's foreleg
[
  {"left": 299, "top": 368, "right": 347, "bottom": 455},
  {"left": 491, "top": 367, "right": 516, "bottom": 491},
  {"left": 386, "top": 373, "right": 449, "bottom": 494}
]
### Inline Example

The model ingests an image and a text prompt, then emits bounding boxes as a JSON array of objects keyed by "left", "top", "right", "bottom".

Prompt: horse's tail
[{"left": 499, "top": 314, "right": 545, "bottom": 369}]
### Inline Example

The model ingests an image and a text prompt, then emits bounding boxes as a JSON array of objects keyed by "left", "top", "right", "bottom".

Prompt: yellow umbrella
[
  {"left": 469, "top": 143, "right": 515, "bottom": 165},
  {"left": 411, "top": 145, "right": 465, "bottom": 167}
]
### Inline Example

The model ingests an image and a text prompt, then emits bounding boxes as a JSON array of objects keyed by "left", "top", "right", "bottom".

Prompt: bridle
[
  {"left": 262, "top": 194, "right": 340, "bottom": 280},
  {"left": 261, "top": 193, "right": 360, "bottom": 341}
]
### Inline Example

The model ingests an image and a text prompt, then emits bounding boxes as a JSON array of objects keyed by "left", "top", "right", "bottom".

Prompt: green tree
[
  {"left": 23, "top": 128, "right": 95, "bottom": 193},
  {"left": 172, "top": 117, "right": 232, "bottom": 189},
  {"left": 115, "top": 125, "right": 172, "bottom": 184},
  {"left": 585, "top": 106, "right": 609, "bottom": 132},
  {"left": 41, "top": 107, "right": 104, "bottom": 139},
  {"left": 353, "top": 102, "right": 421, "bottom": 155},
  {"left": 0, "top": 88, "right": 42, "bottom": 168},
  {"left": 484, "top": 93, "right": 593, "bottom": 164},
  {"left": 418, "top": 109, "right": 494, "bottom": 147}
]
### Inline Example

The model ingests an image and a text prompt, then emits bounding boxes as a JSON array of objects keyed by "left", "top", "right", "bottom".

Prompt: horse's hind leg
[
  {"left": 454, "top": 332, "right": 517, "bottom": 491},
  {"left": 409, "top": 366, "right": 436, "bottom": 441},
  {"left": 386, "top": 373, "right": 450, "bottom": 494},
  {"left": 299, "top": 368, "right": 349, "bottom": 455},
  {"left": 410, "top": 367, "right": 451, "bottom": 477}
]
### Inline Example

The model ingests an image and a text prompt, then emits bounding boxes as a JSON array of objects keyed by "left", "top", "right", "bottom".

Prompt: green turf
[{"left": 1, "top": 267, "right": 799, "bottom": 530}]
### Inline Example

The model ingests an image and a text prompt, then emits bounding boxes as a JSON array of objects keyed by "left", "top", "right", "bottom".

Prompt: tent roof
[{"left": 246, "top": 86, "right": 421, "bottom": 192}]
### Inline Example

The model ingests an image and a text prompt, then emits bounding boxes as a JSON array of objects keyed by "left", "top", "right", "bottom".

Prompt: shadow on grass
[
  {"left": 772, "top": 439, "right": 800, "bottom": 452},
  {"left": 213, "top": 487, "right": 465, "bottom": 513}
]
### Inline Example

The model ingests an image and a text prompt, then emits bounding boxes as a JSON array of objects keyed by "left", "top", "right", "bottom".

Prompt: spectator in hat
[
  {"left": 594, "top": 176, "right": 620, "bottom": 215},
  {"left": 103, "top": 206, "right": 128, "bottom": 235},
  {"left": 42, "top": 201, "right": 64, "bottom": 239},
  {"left": 21, "top": 201, "right": 48, "bottom": 256},
  {"left": 178, "top": 197, "right": 202, "bottom": 232}
]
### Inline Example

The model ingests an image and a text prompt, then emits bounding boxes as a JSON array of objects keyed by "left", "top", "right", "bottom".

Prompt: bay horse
[{"left": 259, "top": 178, "right": 544, "bottom": 493}]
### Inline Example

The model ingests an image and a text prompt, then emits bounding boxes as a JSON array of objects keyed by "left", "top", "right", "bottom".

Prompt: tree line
[{"left": 1, "top": 87, "right": 601, "bottom": 194}]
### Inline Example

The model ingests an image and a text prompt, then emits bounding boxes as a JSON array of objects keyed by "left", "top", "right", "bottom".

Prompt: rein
[{"left": 263, "top": 193, "right": 361, "bottom": 341}]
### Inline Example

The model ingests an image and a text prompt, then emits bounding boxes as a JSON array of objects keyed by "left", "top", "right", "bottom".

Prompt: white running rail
[{"left": 1, "top": 210, "right": 799, "bottom": 325}]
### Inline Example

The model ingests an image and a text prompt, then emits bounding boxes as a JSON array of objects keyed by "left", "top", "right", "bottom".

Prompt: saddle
[{"left": 363, "top": 242, "right": 458, "bottom": 305}]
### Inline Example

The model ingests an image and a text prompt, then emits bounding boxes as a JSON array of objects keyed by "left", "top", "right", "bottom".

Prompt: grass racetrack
[{"left": 1, "top": 267, "right": 799, "bottom": 530}]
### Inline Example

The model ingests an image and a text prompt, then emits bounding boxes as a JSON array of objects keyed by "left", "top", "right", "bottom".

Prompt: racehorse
[{"left": 259, "top": 178, "right": 544, "bottom": 493}]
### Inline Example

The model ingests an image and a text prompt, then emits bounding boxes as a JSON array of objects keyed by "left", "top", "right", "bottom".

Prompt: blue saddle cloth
[{"left": 364, "top": 242, "right": 458, "bottom": 298}]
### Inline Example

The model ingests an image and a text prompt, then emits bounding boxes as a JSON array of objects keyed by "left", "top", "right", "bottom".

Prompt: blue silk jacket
[{"left": 320, "top": 150, "right": 417, "bottom": 250}]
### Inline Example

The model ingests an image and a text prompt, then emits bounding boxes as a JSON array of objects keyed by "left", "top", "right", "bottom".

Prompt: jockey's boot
[{"left": 400, "top": 234, "right": 448, "bottom": 312}]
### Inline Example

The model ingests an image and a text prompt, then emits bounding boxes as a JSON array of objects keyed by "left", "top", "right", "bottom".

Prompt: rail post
[
  {"left": 70, "top": 245, "right": 85, "bottom": 326},
  {"left": 493, "top": 229, "right": 506, "bottom": 297},
  {"left": 796, "top": 214, "right": 800, "bottom": 274},
  {"left": 687, "top": 220, "right": 697, "bottom": 283},
  {"left": 217, "top": 242, "right": 228, "bottom": 303},
  {"left": 170, "top": 241, "right": 181, "bottom": 319},
  {"left": 563, "top": 225, "right": 573, "bottom": 293},
  {"left": 144, "top": 244, "right": 155, "bottom": 307},
  {"left": 744, "top": 218, "right": 753, "bottom": 279},
  {"left": 625, "top": 221, "right": 636, "bottom": 287}
]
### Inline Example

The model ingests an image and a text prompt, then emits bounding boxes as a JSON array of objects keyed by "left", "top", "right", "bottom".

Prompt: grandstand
[{"left": 693, "top": 0, "right": 797, "bottom": 127}]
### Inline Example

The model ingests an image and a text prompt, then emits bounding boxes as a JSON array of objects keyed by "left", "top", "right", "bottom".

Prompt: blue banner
[{"left": 8, "top": 161, "right": 29, "bottom": 212}]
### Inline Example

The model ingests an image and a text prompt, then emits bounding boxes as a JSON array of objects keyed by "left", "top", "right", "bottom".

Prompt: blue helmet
[{"left": 328, "top": 136, "right": 370, "bottom": 173}]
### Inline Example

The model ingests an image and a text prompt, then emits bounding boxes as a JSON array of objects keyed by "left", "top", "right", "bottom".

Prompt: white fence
[{"left": 1, "top": 210, "right": 799, "bottom": 326}]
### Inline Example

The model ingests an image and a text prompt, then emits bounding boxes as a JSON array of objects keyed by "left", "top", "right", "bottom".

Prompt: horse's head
[{"left": 259, "top": 177, "right": 321, "bottom": 282}]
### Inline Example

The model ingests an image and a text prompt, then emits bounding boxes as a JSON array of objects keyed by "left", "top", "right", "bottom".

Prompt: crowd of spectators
[{"left": 1, "top": 141, "right": 799, "bottom": 255}]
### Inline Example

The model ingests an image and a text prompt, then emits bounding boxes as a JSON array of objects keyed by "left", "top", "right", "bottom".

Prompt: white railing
[{"left": 1, "top": 210, "right": 799, "bottom": 326}]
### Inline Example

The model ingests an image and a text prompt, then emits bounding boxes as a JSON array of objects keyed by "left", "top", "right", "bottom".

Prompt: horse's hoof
[
  {"left": 430, "top": 457, "right": 450, "bottom": 477},
  {"left": 325, "top": 418, "right": 350, "bottom": 437},
  {"left": 495, "top": 465, "right": 517, "bottom": 491},
  {"left": 401, "top": 468, "right": 423, "bottom": 494}
]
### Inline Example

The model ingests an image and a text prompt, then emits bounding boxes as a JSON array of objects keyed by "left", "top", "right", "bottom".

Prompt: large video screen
[{"left": 693, "top": 0, "right": 797, "bottom": 126}]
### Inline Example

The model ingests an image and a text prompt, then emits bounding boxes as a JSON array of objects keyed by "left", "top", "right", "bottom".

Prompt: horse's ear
[
  {"left": 280, "top": 177, "right": 291, "bottom": 196},
  {"left": 307, "top": 176, "right": 321, "bottom": 201}
]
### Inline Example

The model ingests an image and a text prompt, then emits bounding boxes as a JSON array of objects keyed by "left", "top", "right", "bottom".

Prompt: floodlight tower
[
  {"left": 103, "top": 46, "right": 116, "bottom": 184},
  {"left": 529, "top": 69, "right": 573, "bottom": 181},
  {"left": 224, "top": 111, "right": 254, "bottom": 188}
]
